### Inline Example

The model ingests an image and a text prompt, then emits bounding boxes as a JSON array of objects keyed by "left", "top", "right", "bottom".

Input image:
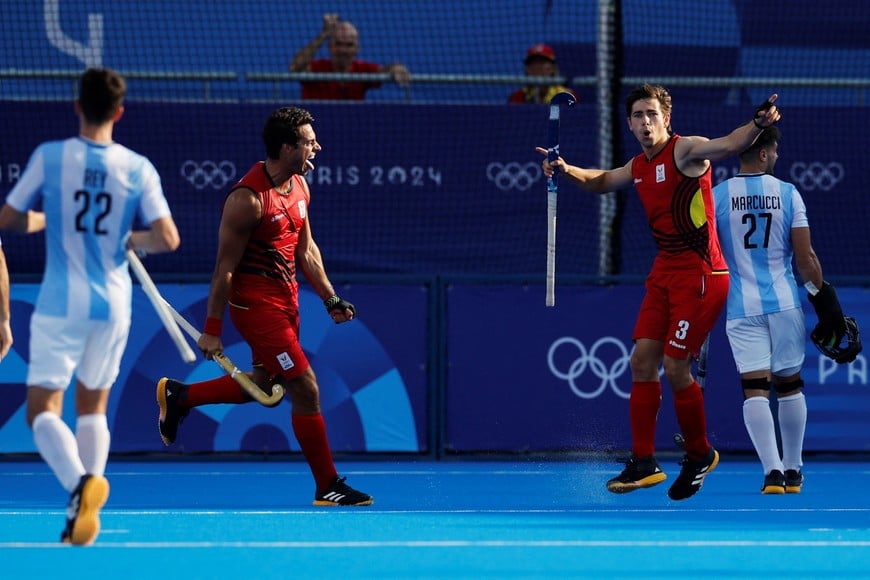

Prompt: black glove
[
  {"left": 753, "top": 98, "right": 778, "bottom": 128},
  {"left": 324, "top": 294, "right": 355, "bottom": 317},
  {"left": 808, "top": 281, "right": 847, "bottom": 347}
]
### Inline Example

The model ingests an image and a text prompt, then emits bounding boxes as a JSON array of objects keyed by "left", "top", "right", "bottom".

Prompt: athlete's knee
[
  {"left": 662, "top": 356, "right": 693, "bottom": 389},
  {"left": 75, "top": 382, "right": 109, "bottom": 416},
  {"left": 284, "top": 369, "right": 321, "bottom": 410},
  {"left": 26, "top": 386, "right": 63, "bottom": 426},
  {"left": 741, "top": 377, "right": 770, "bottom": 399},
  {"left": 773, "top": 377, "right": 804, "bottom": 397},
  {"left": 630, "top": 352, "right": 659, "bottom": 381}
]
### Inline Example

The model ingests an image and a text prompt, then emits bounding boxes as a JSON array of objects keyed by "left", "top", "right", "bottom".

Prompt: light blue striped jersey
[
  {"left": 5, "top": 136, "right": 171, "bottom": 321},
  {"left": 712, "top": 172, "right": 808, "bottom": 319}
]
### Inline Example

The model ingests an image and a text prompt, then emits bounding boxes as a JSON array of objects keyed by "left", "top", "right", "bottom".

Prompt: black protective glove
[
  {"left": 753, "top": 98, "right": 778, "bottom": 128},
  {"left": 807, "top": 281, "right": 847, "bottom": 348},
  {"left": 324, "top": 294, "right": 355, "bottom": 318}
]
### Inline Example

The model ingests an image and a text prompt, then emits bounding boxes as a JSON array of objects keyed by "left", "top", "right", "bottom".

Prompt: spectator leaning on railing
[
  {"left": 290, "top": 13, "right": 411, "bottom": 100},
  {"left": 508, "top": 44, "right": 575, "bottom": 105}
]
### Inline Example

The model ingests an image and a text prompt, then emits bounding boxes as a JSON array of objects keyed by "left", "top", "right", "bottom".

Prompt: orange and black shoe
[
  {"left": 157, "top": 377, "right": 190, "bottom": 445},
  {"left": 785, "top": 469, "right": 804, "bottom": 494},
  {"left": 668, "top": 447, "right": 719, "bottom": 500},
  {"left": 606, "top": 455, "right": 667, "bottom": 494},
  {"left": 60, "top": 474, "right": 110, "bottom": 546},
  {"left": 761, "top": 469, "right": 786, "bottom": 495},
  {"left": 313, "top": 476, "right": 374, "bottom": 506}
]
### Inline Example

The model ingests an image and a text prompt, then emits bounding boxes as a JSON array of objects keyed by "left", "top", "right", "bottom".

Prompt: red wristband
[{"left": 203, "top": 317, "right": 223, "bottom": 336}]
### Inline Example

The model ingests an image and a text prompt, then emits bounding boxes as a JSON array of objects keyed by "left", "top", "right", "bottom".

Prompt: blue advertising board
[
  {"left": 445, "top": 283, "right": 869, "bottom": 453},
  {"left": 1, "top": 280, "right": 867, "bottom": 455},
  {"left": 0, "top": 282, "right": 429, "bottom": 453}
]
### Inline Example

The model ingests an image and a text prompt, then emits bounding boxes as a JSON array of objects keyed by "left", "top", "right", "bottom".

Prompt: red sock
[
  {"left": 674, "top": 381, "right": 710, "bottom": 459},
  {"left": 292, "top": 413, "right": 338, "bottom": 491},
  {"left": 630, "top": 381, "right": 662, "bottom": 457},
  {"left": 182, "top": 375, "right": 249, "bottom": 407}
]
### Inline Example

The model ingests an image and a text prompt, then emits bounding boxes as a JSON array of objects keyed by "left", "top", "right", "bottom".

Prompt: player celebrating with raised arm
[
  {"left": 0, "top": 68, "right": 181, "bottom": 544},
  {"left": 538, "top": 84, "right": 781, "bottom": 500},
  {"left": 156, "top": 106, "right": 373, "bottom": 507}
]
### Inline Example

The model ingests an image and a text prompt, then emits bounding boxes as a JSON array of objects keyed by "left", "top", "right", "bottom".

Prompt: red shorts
[
  {"left": 633, "top": 271, "right": 728, "bottom": 360},
  {"left": 228, "top": 280, "right": 308, "bottom": 380}
]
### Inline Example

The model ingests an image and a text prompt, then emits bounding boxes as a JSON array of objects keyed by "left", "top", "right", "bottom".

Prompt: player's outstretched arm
[
  {"left": 680, "top": 94, "right": 781, "bottom": 164},
  {"left": 536, "top": 147, "right": 633, "bottom": 193}
]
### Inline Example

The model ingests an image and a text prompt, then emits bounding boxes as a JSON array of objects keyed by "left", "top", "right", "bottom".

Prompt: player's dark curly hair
[
  {"left": 739, "top": 126, "right": 781, "bottom": 160},
  {"left": 262, "top": 106, "right": 315, "bottom": 159}
]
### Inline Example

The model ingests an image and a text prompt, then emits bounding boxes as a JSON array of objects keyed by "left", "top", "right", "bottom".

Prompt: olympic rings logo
[
  {"left": 180, "top": 160, "right": 237, "bottom": 190},
  {"left": 547, "top": 336, "right": 633, "bottom": 400},
  {"left": 486, "top": 162, "right": 541, "bottom": 192},
  {"left": 789, "top": 162, "right": 844, "bottom": 192}
]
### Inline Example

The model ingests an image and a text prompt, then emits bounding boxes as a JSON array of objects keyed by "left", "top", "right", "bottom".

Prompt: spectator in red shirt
[
  {"left": 290, "top": 13, "right": 410, "bottom": 100},
  {"left": 508, "top": 44, "right": 575, "bottom": 105}
]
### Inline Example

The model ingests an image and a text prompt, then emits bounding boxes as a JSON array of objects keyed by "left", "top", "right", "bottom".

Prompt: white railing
[{"left": 4, "top": 69, "right": 866, "bottom": 103}]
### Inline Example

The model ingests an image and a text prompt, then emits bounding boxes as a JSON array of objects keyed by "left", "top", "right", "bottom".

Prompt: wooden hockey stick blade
[
  {"left": 159, "top": 297, "right": 284, "bottom": 407},
  {"left": 212, "top": 351, "right": 284, "bottom": 407}
]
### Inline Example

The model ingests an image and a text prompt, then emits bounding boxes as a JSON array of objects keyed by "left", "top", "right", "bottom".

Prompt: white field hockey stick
[
  {"left": 127, "top": 249, "right": 196, "bottom": 364},
  {"left": 159, "top": 295, "right": 284, "bottom": 407},
  {"left": 546, "top": 91, "right": 576, "bottom": 307}
]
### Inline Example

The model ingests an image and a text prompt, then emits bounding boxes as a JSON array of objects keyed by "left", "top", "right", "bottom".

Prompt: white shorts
[
  {"left": 27, "top": 312, "right": 131, "bottom": 390},
  {"left": 725, "top": 308, "right": 806, "bottom": 376}
]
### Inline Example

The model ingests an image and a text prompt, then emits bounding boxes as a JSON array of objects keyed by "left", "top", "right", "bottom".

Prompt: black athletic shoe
[
  {"left": 668, "top": 447, "right": 719, "bottom": 500},
  {"left": 761, "top": 469, "right": 786, "bottom": 495},
  {"left": 606, "top": 455, "right": 667, "bottom": 494},
  {"left": 60, "top": 474, "right": 110, "bottom": 546},
  {"left": 785, "top": 469, "right": 804, "bottom": 494},
  {"left": 157, "top": 377, "right": 189, "bottom": 445},
  {"left": 313, "top": 476, "right": 374, "bottom": 506}
]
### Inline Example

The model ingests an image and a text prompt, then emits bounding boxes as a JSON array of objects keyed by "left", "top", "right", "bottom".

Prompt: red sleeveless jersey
[
  {"left": 230, "top": 162, "right": 309, "bottom": 307},
  {"left": 631, "top": 135, "right": 728, "bottom": 274}
]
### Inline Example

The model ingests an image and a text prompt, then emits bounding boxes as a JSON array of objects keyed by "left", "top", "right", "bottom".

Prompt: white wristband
[{"left": 804, "top": 281, "right": 820, "bottom": 296}]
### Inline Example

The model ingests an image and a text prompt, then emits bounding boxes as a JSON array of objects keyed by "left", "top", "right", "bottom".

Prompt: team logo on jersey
[
  {"left": 297, "top": 200, "right": 306, "bottom": 219},
  {"left": 656, "top": 163, "right": 666, "bottom": 183},
  {"left": 277, "top": 351, "right": 294, "bottom": 370}
]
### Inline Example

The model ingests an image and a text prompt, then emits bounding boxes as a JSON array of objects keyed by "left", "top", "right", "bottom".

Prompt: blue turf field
[{"left": 1, "top": 457, "right": 869, "bottom": 578}]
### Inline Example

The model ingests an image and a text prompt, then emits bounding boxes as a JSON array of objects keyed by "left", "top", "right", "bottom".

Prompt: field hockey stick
[
  {"left": 673, "top": 334, "right": 712, "bottom": 450},
  {"left": 545, "top": 91, "right": 576, "bottom": 307},
  {"left": 127, "top": 249, "right": 197, "bottom": 364},
  {"left": 159, "top": 296, "right": 284, "bottom": 407},
  {"left": 696, "top": 334, "right": 710, "bottom": 391}
]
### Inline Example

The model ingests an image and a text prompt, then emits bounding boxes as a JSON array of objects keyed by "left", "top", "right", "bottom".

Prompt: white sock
[
  {"left": 76, "top": 414, "right": 110, "bottom": 477},
  {"left": 777, "top": 392, "right": 807, "bottom": 471},
  {"left": 743, "top": 396, "right": 784, "bottom": 474},
  {"left": 32, "top": 412, "right": 86, "bottom": 492}
]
